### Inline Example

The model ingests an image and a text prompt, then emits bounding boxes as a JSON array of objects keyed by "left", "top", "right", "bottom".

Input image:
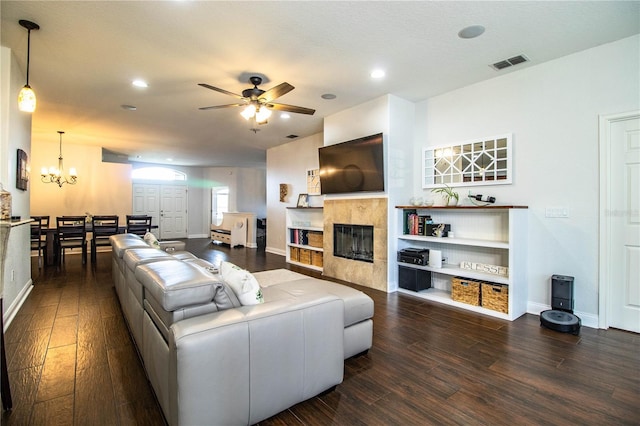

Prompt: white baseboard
[
  {"left": 188, "top": 233, "right": 208, "bottom": 239},
  {"left": 266, "top": 247, "right": 285, "bottom": 257},
  {"left": 3, "top": 280, "right": 34, "bottom": 331},
  {"left": 527, "top": 302, "right": 599, "bottom": 329}
]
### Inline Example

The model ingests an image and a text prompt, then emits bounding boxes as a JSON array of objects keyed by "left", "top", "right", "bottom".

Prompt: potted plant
[{"left": 431, "top": 184, "right": 459, "bottom": 206}]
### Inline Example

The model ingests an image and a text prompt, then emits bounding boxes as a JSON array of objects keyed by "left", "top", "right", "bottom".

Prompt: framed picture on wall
[
  {"left": 296, "top": 193, "right": 309, "bottom": 208},
  {"left": 16, "top": 149, "right": 29, "bottom": 191}
]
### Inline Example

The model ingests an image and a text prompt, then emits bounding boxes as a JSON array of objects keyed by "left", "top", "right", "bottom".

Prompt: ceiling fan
[{"left": 198, "top": 76, "right": 315, "bottom": 124}]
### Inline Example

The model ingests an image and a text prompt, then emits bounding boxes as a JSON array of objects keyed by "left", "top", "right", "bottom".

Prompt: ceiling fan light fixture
[
  {"left": 255, "top": 106, "right": 272, "bottom": 123},
  {"left": 241, "top": 104, "right": 256, "bottom": 120}
]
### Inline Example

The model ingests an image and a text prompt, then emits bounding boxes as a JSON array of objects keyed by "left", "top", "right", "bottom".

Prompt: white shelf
[
  {"left": 288, "top": 243, "right": 323, "bottom": 252},
  {"left": 286, "top": 208, "right": 324, "bottom": 272},
  {"left": 397, "top": 288, "right": 509, "bottom": 320},
  {"left": 288, "top": 259, "right": 323, "bottom": 272},
  {"left": 398, "top": 234, "right": 509, "bottom": 249},
  {"left": 287, "top": 226, "right": 323, "bottom": 232},
  {"left": 394, "top": 206, "right": 528, "bottom": 321},
  {"left": 399, "top": 262, "right": 509, "bottom": 285}
]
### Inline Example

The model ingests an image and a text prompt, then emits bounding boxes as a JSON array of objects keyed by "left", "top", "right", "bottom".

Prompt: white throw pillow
[
  {"left": 220, "top": 261, "right": 264, "bottom": 305},
  {"left": 143, "top": 232, "right": 160, "bottom": 249}
]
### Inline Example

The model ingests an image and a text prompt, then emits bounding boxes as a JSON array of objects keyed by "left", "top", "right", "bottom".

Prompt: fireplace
[{"left": 333, "top": 224, "right": 374, "bottom": 263}]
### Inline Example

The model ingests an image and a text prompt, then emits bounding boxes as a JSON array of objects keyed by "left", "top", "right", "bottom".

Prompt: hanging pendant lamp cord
[{"left": 25, "top": 29, "right": 31, "bottom": 85}]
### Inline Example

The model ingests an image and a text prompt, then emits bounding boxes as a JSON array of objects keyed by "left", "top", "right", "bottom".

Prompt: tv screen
[{"left": 318, "top": 133, "right": 384, "bottom": 194}]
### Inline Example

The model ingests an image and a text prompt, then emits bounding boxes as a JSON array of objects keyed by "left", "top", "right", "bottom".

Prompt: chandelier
[
  {"left": 17, "top": 20, "right": 40, "bottom": 113},
  {"left": 41, "top": 131, "right": 77, "bottom": 187}
]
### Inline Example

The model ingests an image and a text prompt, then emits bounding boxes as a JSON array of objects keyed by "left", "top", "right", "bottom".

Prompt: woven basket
[
  {"left": 451, "top": 277, "right": 481, "bottom": 306},
  {"left": 481, "top": 283, "right": 509, "bottom": 313},
  {"left": 311, "top": 250, "right": 323, "bottom": 267},
  {"left": 299, "top": 248, "right": 311, "bottom": 264},
  {"left": 308, "top": 231, "right": 323, "bottom": 248},
  {"left": 289, "top": 246, "right": 299, "bottom": 262}
]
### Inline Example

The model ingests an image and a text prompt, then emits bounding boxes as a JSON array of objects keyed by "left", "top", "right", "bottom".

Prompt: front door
[
  {"left": 160, "top": 185, "right": 188, "bottom": 239},
  {"left": 132, "top": 184, "right": 188, "bottom": 239},
  {"left": 132, "top": 184, "right": 160, "bottom": 237},
  {"left": 601, "top": 112, "right": 640, "bottom": 332}
]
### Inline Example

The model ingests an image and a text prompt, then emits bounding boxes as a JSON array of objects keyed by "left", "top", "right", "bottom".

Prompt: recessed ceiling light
[
  {"left": 166, "top": 158, "right": 173, "bottom": 162},
  {"left": 132, "top": 79, "right": 148, "bottom": 88},
  {"left": 370, "top": 69, "right": 385, "bottom": 79},
  {"left": 281, "top": 113, "right": 291, "bottom": 119},
  {"left": 121, "top": 104, "right": 137, "bottom": 111},
  {"left": 458, "top": 25, "right": 485, "bottom": 39},
  {"left": 321, "top": 93, "right": 336, "bottom": 100}
]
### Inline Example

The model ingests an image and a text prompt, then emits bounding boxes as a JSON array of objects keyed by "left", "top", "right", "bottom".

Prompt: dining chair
[
  {"left": 30, "top": 216, "right": 49, "bottom": 267},
  {"left": 56, "top": 216, "right": 87, "bottom": 265},
  {"left": 126, "top": 215, "right": 152, "bottom": 236},
  {"left": 91, "top": 215, "right": 119, "bottom": 263}
]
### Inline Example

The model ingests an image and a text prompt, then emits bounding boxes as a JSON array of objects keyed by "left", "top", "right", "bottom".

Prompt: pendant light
[{"left": 17, "top": 20, "right": 40, "bottom": 113}]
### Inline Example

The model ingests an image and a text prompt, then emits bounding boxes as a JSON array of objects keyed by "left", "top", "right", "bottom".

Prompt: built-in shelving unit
[
  {"left": 395, "top": 205, "right": 528, "bottom": 320},
  {"left": 285, "top": 207, "right": 324, "bottom": 272}
]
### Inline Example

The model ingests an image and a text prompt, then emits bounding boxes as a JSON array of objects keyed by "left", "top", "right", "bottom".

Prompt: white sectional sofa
[{"left": 109, "top": 233, "right": 374, "bottom": 425}]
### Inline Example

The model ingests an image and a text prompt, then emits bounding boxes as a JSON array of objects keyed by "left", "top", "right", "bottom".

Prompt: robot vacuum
[
  {"left": 540, "top": 275, "right": 581, "bottom": 335},
  {"left": 540, "top": 309, "right": 581, "bottom": 335}
]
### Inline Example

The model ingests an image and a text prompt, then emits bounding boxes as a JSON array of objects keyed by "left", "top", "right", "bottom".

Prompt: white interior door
[
  {"left": 132, "top": 184, "right": 160, "bottom": 236},
  {"left": 601, "top": 112, "right": 640, "bottom": 332},
  {"left": 160, "top": 185, "right": 188, "bottom": 239}
]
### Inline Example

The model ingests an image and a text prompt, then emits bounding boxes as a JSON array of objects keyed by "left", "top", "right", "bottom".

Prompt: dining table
[{"left": 42, "top": 224, "right": 158, "bottom": 266}]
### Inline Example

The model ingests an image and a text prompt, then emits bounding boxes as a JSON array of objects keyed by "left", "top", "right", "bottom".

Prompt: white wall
[
  {"left": 265, "top": 133, "right": 324, "bottom": 254},
  {"left": 324, "top": 94, "right": 415, "bottom": 290},
  {"left": 201, "top": 166, "right": 266, "bottom": 235},
  {"left": 32, "top": 141, "right": 132, "bottom": 221},
  {"left": 414, "top": 35, "right": 640, "bottom": 322},
  {"left": 1, "top": 46, "right": 33, "bottom": 328}
]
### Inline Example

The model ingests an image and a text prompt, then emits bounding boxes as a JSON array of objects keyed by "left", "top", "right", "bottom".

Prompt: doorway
[
  {"left": 599, "top": 111, "right": 640, "bottom": 332},
  {"left": 132, "top": 183, "right": 188, "bottom": 239}
]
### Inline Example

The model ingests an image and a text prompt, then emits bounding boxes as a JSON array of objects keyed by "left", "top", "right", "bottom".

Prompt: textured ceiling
[{"left": 1, "top": 1, "right": 638, "bottom": 167}]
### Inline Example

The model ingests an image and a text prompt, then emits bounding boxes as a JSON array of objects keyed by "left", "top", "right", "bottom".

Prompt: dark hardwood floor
[{"left": 2, "top": 239, "right": 639, "bottom": 425}]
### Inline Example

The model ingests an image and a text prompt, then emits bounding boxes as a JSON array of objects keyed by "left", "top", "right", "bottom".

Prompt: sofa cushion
[
  {"left": 110, "top": 234, "right": 149, "bottom": 259},
  {"left": 136, "top": 260, "right": 220, "bottom": 311},
  {"left": 123, "top": 247, "right": 173, "bottom": 271},
  {"left": 254, "top": 270, "right": 374, "bottom": 328},
  {"left": 220, "top": 261, "right": 264, "bottom": 306}
]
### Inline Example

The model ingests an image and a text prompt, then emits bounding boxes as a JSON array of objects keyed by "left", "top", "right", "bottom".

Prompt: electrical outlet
[{"left": 545, "top": 207, "right": 569, "bottom": 218}]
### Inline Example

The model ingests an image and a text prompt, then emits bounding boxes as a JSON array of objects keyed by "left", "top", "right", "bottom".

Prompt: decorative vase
[{"left": 447, "top": 197, "right": 458, "bottom": 207}]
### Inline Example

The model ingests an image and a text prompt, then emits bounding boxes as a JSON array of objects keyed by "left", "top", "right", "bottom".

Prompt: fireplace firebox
[{"left": 333, "top": 224, "right": 374, "bottom": 263}]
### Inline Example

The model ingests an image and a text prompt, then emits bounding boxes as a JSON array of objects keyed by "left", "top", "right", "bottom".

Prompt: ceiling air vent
[
  {"left": 491, "top": 54, "right": 529, "bottom": 71},
  {"left": 286, "top": 134, "right": 299, "bottom": 139}
]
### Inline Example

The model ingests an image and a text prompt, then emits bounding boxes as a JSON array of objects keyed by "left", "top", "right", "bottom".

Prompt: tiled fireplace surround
[{"left": 323, "top": 198, "right": 388, "bottom": 292}]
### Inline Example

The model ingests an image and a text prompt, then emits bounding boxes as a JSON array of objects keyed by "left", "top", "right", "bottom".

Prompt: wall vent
[{"left": 491, "top": 54, "right": 529, "bottom": 71}]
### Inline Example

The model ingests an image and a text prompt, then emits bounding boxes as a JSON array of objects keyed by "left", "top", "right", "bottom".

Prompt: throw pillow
[
  {"left": 143, "top": 232, "right": 160, "bottom": 249},
  {"left": 220, "top": 261, "right": 264, "bottom": 305}
]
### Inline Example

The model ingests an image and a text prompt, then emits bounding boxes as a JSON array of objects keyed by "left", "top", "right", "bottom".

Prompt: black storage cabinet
[{"left": 399, "top": 265, "right": 432, "bottom": 291}]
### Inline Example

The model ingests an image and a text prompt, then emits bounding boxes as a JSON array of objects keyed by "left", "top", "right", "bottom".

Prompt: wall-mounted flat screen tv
[{"left": 318, "top": 132, "right": 384, "bottom": 195}]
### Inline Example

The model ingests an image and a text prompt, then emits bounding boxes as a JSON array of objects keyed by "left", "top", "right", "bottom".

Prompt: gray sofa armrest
[{"left": 168, "top": 295, "right": 344, "bottom": 426}]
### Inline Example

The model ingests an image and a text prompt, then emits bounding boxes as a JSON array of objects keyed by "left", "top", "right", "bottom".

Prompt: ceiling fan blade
[
  {"left": 198, "top": 83, "right": 244, "bottom": 99},
  {"left": 259, "top": 82, "right": 294, "bottom": 103},
  {"left": 198, "top": 103, "right": 245, "bottom": 111},
  {"left": 268, "top": 102, "right": 316, "bottom": 115}
]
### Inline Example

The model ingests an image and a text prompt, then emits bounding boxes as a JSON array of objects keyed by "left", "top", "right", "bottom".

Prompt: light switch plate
[{"left": 545, "top": 207, "right": 569, "bottom": 218}]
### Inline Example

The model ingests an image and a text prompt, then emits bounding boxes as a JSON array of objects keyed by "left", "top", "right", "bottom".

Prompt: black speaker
[
  {"left": 551, "top": 274, "right": 574, "bottom": 312},
  {"left": 399, "top": 266, "right": 431, "bottom": 291}
]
